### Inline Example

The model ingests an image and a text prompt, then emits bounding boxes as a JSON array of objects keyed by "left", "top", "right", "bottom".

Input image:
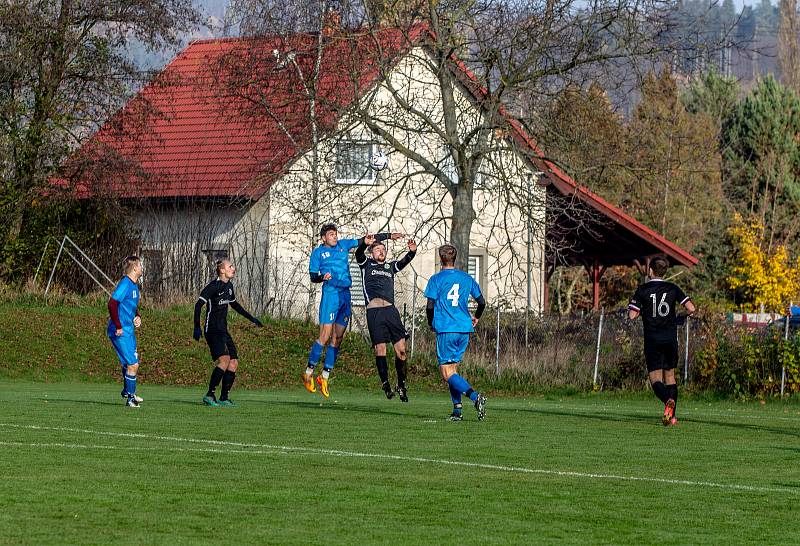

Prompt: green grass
[{"left": 1, "top": 381, "right": 798, "bottom": 545}]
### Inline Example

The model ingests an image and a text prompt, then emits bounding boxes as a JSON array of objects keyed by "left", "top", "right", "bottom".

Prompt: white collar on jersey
[{"left": 646, "top": 278, "right": 664, "bottom": 283}]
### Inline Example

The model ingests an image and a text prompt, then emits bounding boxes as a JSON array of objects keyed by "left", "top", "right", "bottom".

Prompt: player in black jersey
[
  {"left": 628, "top": 256, "right": 695, "bottom": 425},
  {"left": 356, "top": 234, "right": 416, "bottom": 401},
  {"left": 193, "top": 259, "right": 263, "bottom": 407}
]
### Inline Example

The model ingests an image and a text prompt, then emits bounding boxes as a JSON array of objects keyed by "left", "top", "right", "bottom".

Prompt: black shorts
[
  {"left": 205, "top": 331, "right": 238, "bottom": 361},
  {"left": 644, "top": 339, "right": 678, "bottom": 372},
  {"left": 366, "top": 306, "right": 408, "bottom": 346}
]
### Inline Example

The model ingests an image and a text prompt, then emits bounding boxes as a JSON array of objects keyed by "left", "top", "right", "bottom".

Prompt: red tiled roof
[{"left": 58, "top": 27, "right": 424, "bottom": 200}]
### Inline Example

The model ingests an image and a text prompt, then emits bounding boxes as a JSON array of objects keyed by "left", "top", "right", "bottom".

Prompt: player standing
[
  {"left": 356, "top": 234, "right": 416, "bottom": 401},
  {"left": 628, "top": 256, "right": 695, "bottom": 425},
  {"left": 424, "top": 244, "right": 487, "bottom": 421},
  {"left": 193, "top": 259, "right": 263, "bottom": 407},
  {"left": 303, "top": 223, "right": 401, "bottom": 398},
  {"left": 107, "top": 256, "right": 144, "bottom": 408}
]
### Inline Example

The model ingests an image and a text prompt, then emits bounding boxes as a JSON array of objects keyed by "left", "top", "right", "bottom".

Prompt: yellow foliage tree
[{"left": 727, "top": 214, "right": 800, "bottom": 311}]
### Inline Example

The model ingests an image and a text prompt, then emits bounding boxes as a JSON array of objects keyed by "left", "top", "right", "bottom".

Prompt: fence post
[
  {"left": 495, "top": 305, "right": 501, "bottom": 376},
  {"left": 781, "top": 303, "right": 790, "bottom": 396},
  {"left": 33, "top": 239, "right": 52, "bottom": 285},
  {"left": 593, "top": 308, "right": 604, "bottom": 387},
  {"left": 684, "top": 316, "right": 690, "bottom": 384},
  {"left": 44, "top": 236, "right": 67, "bottom": 296},
  {"left": 410, "top": 271, "right": 418, "bottom": 360}
]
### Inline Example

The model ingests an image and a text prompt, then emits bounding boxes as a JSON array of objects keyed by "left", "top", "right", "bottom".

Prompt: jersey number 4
[
  {"left": 447, "top": 284, "right": 460, "bottom": 306},
  {"left": 650, "top": 293, "right": 670, "bottom": 317}
]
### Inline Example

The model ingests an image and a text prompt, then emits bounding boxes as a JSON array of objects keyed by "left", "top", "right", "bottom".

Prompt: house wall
[
  {"left": 131, "top": 47, "right": 547, "bottom": 320},
  {"left": 233, "top": 47, "right": 547, "bottom": 321}
]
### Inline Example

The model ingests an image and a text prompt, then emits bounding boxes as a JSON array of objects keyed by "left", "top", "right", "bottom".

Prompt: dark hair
[
  {"left": 215, "top": 259, "right": 231, "bottom": 275},
  {"left": 650, "top": 256, "right": 670, "bottom": 277},
  {"left": 369, "top": 241, "right": 386, "bottom": 253},
  {"left": 320, "top": 223, "right": 337, "bottom": 237},
  {"left": 438, "top": 244, "right": 457, "bottom": 266},
  {"left": 123, "top": 256, "right": 140, "bottom": 274}
]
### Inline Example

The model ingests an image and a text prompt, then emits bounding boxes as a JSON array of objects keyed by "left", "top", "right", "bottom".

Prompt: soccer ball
[{"left": 369, "top": 150, "right": 389, "bottom": 171}]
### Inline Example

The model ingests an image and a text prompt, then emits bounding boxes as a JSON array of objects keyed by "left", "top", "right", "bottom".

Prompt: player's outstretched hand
[
  {"left": 390, "top": 232, "right": 404, "bottom": 240},
  {"left": 323, "top": 272, "right": 332, "bottom": 281},
  {"left": 253, "top": 318, "right": 264, "bottom": 328},
  {"left": 364, "top": 234, "right": 376, "bottom": 245},
  {"left": 193, "top": 326, "right": 202, "bottom": 341},
  {"left": 133, "top": 316, "right": 142, "bottom": 328},
  {"left": 407, "top": 239, "right": 417, "bottom": 251}
]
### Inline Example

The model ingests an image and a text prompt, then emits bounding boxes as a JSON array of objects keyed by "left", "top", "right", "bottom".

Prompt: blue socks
[
  {"left": 449, "top": 384, "right": 462, "bottom": 406},
  {"left": 448, "top": 374, "right": 478, "bottom": 402},
  {"left": 308, "top": 341, "right": 324, "bottom": 366},
  {"left": 324, "top": 346, "right": 339, "bottom": 370},
  {"left": 124, "top": 373, "right": 137, "bottom": 396}
]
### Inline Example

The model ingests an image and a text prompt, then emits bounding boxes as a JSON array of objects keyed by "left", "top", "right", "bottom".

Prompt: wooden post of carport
[{"left": 585, "top": 259, "right": 607, "bottom": 312}]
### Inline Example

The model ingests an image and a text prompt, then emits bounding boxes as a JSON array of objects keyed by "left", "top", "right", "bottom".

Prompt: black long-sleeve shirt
[
  {"left": 355, "top": 239, "right": 415, "bottom": 305},
  {"left": 193, "top": 279, "right": 257, "bottom": 333}
]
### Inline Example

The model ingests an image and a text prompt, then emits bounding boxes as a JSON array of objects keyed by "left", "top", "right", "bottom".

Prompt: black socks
[
  {"left": 207, "top": 366, "right": 225, "bottom": 397},
  {"left": 375, "top": 356, "right": 389, "bottom": 384},
  {"left": 651, "top": 381, "right": 669, "bottom": 404},
  {"left": 220, "top": 370, "right": 236, "bottom": 401},
  {"left": 395, "top": 358, "right": 407, "bottom": 387}
]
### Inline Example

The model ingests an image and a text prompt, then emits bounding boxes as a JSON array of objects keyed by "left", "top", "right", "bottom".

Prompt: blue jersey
[
  {"left": 107, "top": 276, "right": 140, "bottom": 337},
  {"left": 309, "top": 239, "right": 360, "bottom": 293},
  {"left": 424, "top": 269, "right": 482, "bottom": 333}
]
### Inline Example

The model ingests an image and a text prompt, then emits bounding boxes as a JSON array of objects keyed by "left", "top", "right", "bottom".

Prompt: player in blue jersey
[
  {"left": 107, "top": 256, "right": 144, "bottom": 408},
  {"left": 424, "top": 245, "right": 487, "bottom": 421},
  {"left": 303, "top": 223, "right": 401, "bottom": 398}
]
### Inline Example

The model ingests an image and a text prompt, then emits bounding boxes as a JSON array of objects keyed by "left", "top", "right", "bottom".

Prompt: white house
[{"left": 60, "top": 26, "right": 696, "bottom": 320}]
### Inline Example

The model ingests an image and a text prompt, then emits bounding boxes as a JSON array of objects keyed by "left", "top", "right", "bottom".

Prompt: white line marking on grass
[{"left": 2, "top": 423, "right": 797, "bottom": 495}]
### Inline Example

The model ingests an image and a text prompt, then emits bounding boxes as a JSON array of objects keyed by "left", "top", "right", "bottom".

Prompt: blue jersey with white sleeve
[
  {"left": 309, "top": 238, "right": 360, "bottom": 293},
  {"left": 424, "top": 269, "right": 482, "bottom": 333},
  {"left": 107, "top": 276, "right": 140, "bottom": 337}
]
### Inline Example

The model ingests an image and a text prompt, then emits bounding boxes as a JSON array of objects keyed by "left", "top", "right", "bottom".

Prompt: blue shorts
[
  {"left": 436, "top": 333, "right": 470, "bottom": 365},
  {"left": 319, "top": 289, "right": 351, "bottom": 326},
  {"left": 109, "top": 334, "right": 139, "bottom": 367}
]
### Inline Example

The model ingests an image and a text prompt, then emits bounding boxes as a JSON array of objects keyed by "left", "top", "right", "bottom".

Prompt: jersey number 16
[{"left": 650, "top": 293, "right": 670, "bottom": 317}]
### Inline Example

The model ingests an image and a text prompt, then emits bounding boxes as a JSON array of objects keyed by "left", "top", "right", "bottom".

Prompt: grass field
[{"left": 1, "top": 381, "right": 798, "bottom": 544}]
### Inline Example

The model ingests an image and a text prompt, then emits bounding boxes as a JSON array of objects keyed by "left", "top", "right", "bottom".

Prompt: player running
[
  {"left": 303, "top": 223, "right": 402, "bottom": 398},
  {"left": 107, "top": 256, "right": 144, "bottom": 408},
  {"left": 424, "top": 244, "right": 487, "bottom": 421},
  {"left": 628, "top": 255, "right": 695, "bottom": 426},
  {"left": 193, "top": 259, "right": 263, "bottom": 407},
  {"left": 356, "top": 234, "right": 416, "bottom": 401}
]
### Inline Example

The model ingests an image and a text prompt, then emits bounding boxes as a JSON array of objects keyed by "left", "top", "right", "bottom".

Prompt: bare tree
[{"left": 0, "top": 0, "right": 200, "bottom": 257}]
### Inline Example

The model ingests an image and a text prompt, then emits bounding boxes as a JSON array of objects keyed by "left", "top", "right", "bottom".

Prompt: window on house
[
  {"left": 335, "top": 141, "right": 377, "bottom": 184},
  {"left": 349, "top": 260, "right": 365, "bottom": 306},
  {"left": 467, "top": 254, "right": 486, "bottom": 299},
  {"left": 440, "top": 145, "right": 458, "bottom": 185}
]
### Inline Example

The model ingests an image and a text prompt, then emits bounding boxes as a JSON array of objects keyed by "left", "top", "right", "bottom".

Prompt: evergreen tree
[
  {"left": 626, "top": 69, "right": 724, "bottom": 251},
  {"left": 721, "top": 75, "right": 800, "bottom": 250}
]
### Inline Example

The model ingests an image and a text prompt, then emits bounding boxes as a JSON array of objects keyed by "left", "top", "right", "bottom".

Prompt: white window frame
[
  {"left": 335, "top": 140, "right": 378, "bottom": 185},
  {"left": 349, "top": 260, "right": 366, "bottom": 306}
]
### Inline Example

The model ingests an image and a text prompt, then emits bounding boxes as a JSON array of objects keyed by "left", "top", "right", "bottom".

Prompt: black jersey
[
  {"left": 356, "top": 246, "right": 415, "bottom": 305},
  {"left": 197, "top": 279, "right": 237, "bottom": 333},
  {"left": 628, "top": 279, "right": 691, "bottom": 342}
]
